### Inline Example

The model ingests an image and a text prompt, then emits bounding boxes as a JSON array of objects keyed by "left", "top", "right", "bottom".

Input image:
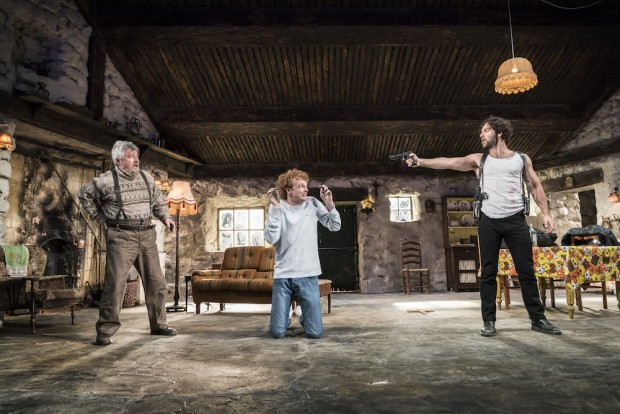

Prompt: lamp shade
[
  {"left": 165, "top": 181, "right": 198, "bottom": 216},
  {"left": 0, "top": 132, "right": 14, "bottom": 151},
  {"left": 495, "top": 57, "right": 538, "bottom": 95}
]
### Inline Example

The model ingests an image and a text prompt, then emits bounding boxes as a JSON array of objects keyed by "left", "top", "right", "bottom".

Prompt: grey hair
[{"left": 111, "top": 140, "right": 139, "bottom": 163}]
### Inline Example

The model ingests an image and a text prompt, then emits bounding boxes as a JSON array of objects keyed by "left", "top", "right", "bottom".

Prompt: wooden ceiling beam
[
  {"left": 535, "top": 135, "right": 620, "bottom": 171},
  {"left": 158, "top": 104, "right": 580, "bottom": 124},
  {"left": 0, "top": 90, "right": 200, "bottom": 178},
  {"left": 101, "top": 25, "right": 620, "bottom": 48},
  {"left": 163, "top": 118, "right": 581, "bottom": 137},
  {"left": 194, "top": 161, "right": 450, "bottom": 179},
  {"left": 94, "top": 7, "right": 620, "bottom": 28}
]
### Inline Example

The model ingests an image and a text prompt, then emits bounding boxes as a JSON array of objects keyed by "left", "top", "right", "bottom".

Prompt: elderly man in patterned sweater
[{"left": 78, "top": 140, "right": 177, "bottom": 346}]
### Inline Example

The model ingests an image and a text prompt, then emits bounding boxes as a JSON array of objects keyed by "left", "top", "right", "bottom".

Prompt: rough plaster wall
[
  {"left": 179, "top": 173, "right": 478, "bottom": 294},
  {"left": 356, "top": 174, "right": 478, "bottom": 293},
  {"left": 538, "top": 85, "right": 620, "bottom": 240}
]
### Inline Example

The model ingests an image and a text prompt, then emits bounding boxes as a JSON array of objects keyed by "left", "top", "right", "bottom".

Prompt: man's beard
[
  {"left": 118, "top": 165, "right": 140, "bottom": 178},
  {"left": 482, "top": 136, "right": 497, "bottom": 150}
]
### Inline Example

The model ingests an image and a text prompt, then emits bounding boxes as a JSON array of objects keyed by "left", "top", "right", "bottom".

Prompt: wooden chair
[
  {"left": 497, "top": 274, "right": 521, "bottom": 310},
  {"left": 401, "top": 239, "right": 431, "bottom": 294}
]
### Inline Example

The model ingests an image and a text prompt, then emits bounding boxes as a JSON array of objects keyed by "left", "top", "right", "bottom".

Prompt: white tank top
[{"left": 480, "top": 153, "right": 525, "bottom": 218}]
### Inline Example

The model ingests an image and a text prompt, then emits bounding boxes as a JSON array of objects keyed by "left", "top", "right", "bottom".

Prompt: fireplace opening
[{"left": 41, "top": 238, "right": 75, "bottom": 276}]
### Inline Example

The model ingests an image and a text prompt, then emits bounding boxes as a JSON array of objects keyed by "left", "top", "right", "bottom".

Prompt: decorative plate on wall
[
  {"left": 458, "top": 200, "right": 472, "bottom": 211},
  {"left": 460, "top": 214, "right": 475, "bottom": 226},
  {"left": 447, "top": 200, "right": 459, "bottom": 211}
]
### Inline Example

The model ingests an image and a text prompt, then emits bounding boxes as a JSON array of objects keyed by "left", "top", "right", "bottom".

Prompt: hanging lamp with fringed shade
[
  {"left": 165, "top": 181, "right": 198, "bottom": 216},
  {"left": 494, "top": 0, "right": 538, "bottom": 95},
  {"left": 495, "top": 57, "right": 538, "bottom": 94}
]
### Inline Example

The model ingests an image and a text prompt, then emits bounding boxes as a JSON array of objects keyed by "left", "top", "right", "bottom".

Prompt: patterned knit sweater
[{"left": 78, "top": 167, "right": 171, "bottom": 224}]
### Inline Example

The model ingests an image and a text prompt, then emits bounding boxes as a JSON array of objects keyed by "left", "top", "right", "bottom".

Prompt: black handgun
[{"left": 388, "top": 151, "right": 417, "bottom": 165}]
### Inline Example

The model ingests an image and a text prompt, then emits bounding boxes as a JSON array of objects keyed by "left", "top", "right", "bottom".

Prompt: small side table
[
  {"left": 0, "top": 277, "right": 37, "bottom": 333},
  {"left": 184, "top": 274, "right": 192, "bottom": 313}
]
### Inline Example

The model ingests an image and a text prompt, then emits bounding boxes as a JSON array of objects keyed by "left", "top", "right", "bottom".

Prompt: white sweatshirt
[{"left": 264, "top": 196, "right": 341, "bottom": 278}]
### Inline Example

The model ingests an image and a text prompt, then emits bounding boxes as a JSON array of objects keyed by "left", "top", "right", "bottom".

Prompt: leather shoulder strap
[
  {"left": 478, "top": 152, "right": 489, "bottom": 188},
  {"left": 139, "top": 170, "right": 152, "bottom": 207},
  {"left": 517, "top": 152, "right": 531, "bottom": 198},
  {"left": 111, "top": 169, "right": 128, "bottom": 220}
]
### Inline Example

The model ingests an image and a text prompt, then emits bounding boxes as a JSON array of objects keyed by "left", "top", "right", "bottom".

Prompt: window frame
[
  {"left": 217, "top": 207, "right": 267, "bottom": 250},
  {"left": 388, "top": 195, "right": 421, "bottom": 222}
]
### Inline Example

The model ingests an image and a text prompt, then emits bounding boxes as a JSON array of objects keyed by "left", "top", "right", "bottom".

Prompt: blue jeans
[
  {"left": 478, "top": 212, "right": 545, "bottom": 322},
  {"left": 270, "top": 277, "right": 323, "bottom": 339}
]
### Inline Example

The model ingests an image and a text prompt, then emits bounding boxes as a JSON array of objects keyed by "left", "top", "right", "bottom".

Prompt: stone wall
[
  {"left": 103, "top": 58, "right": 160, "bottom": 143},
  {"left": 0, "top": 0, "right": 159, "bottom": 142},
  {"left": 179, "top": 173, "right": 478, "bottom": 294},
  {"left": 0, "top": 0, "right": 164, "bottom": 296},
  {"left": 0, "top": 0, "right": 618, "bottom": 296},
  {"left": 538, "top": 85, "right": 620, "bottom": 240},
  {"left": 4, "top": 151, "right": 97, "bottom": 279},
  {"left": 0, "top": 0, "right": 90, "bottom": 104}
]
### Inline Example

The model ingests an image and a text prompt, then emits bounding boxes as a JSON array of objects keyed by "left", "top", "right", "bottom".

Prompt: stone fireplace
[{"left": 40, "top": 236, "right": 76, "bottom": 277}]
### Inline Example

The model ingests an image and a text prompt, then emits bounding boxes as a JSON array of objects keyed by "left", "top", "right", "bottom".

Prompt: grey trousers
[{"left": 96, "top": 227, "right": 169, "bottom": 336}]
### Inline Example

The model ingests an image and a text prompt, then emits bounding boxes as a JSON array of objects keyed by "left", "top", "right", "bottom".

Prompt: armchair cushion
[
  {"left": 192, "top": 269, "right": 222, "bottom": 278},
  {"left": 221, "top": 269, "right": 257, "bottom": 279},
  {"left": 192, "top": 278, "right": 230, "bottom": 291},
  {"left": 221, "top": 246, "right": 263, "bottom": 270}
]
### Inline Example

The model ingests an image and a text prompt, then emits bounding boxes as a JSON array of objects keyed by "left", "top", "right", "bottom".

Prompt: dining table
[{"left": 497, "top": 245, "right": 620, "bottom": 319}]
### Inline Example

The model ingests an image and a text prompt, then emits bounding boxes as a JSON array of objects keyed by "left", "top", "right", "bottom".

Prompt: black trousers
[{"left": 478, "top": 212, "right": 546, "bottom": 322}]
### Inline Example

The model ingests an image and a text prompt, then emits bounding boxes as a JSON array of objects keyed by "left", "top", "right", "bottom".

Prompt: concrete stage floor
[{"left": 1, "top": 290, "right": 620, "bottom": 414}]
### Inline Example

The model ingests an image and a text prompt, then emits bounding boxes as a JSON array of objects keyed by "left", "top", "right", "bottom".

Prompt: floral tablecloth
[{"left": 498, "top": 246, "right": 620, "bottom": 285}]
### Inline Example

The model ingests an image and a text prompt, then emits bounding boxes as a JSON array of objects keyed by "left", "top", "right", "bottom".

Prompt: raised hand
[
  {"left": 319, "top": 185, "right": 335, "bottom": 210},
  {"left": 267, "top": 187, "right": 281, "bottom": 207}
]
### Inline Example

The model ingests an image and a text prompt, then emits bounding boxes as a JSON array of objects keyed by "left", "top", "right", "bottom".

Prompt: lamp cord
[
  {"left": 541, "top": 0, "right": 603, "bottom": 10},
  {"left": 507, "top": 0, "right": 515, "bottom": 59}
]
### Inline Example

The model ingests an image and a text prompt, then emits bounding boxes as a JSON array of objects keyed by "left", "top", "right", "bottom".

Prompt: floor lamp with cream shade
[{"left": 165, "top": 181, "right": 197, "bottom": 312}]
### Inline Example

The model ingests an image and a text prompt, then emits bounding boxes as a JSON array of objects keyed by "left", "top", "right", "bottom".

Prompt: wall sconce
[
  {"left": 360, "top": 184, "right": 378, "bottom": 216},
  {"left": 609, "top": 187, "right": 620, "bottom": 203},
  {"left": 128, "top": 117, "right": 142, "bottom": 137},
  {"left": 360, "top": 195, "right": 375, "bottom": 215},
  {"left": 425, "top": 199, "right": 436, "bottom": 213},
  {"left": 0, "top": 123, "right": 15, "bottom": 151}
]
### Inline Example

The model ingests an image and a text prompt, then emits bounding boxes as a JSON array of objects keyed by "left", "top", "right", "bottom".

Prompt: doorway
[
  {"left": 317, "top": 204, "right": 359, "bottom": 291},
  {"left": 578, "top": 189, "right": 597, "bottom": 227}
]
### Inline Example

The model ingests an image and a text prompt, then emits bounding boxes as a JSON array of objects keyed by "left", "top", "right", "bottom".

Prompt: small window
[
  {"left": 389, "top": 196, "right": 421, "bottom": 222},
  {"left": 218, "top": 208, "right": 266, "bottom": 250}
]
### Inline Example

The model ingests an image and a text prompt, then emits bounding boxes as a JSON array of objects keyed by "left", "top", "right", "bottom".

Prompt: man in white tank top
[{"left": 405, "top": 116, "right": 561, "bottom": 337}]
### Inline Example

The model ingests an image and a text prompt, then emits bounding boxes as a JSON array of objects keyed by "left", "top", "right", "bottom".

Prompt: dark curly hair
[
  {"left": 276, "top": 169, "right": 309, "bottom": 201},
  {"left": 480, "top": 116, "right": 513, "bottom": 142}
]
